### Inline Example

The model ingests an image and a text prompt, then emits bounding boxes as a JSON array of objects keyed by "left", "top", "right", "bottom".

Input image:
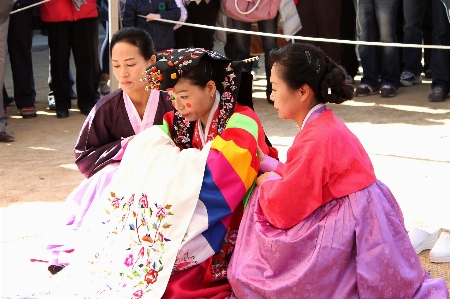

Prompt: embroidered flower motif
[
  {"left": 124, "top": 253, "right": 134, "bottom": 267},
  {"left": 127, "top": 194, "right": 135, "bottom": 206},
  {"left": 222, "top": 92, "right": 231, "bottom": 99},
  {"left": 144, "top": 269, "right": 159, "bottom": 284},
  {"left": 101, "top": 191, "right": 174, "bottom": 295},
  {"left": 139, "top": 194, "right": 148, "bottom": 208},
  {"left": 225, "top": 230, "right": 238, "bottom": 245},
  {"left": 156, "top": 206, "right": 168, "bottom": 219},
  {"left": 132, "top": 289, "right": 144, "bottom": 298},
  {"left": 138, "top": 247, "right": 145, "bottom": 259},
  {"left": 111, "top": 197, "right": 121, "bottom": 209}
]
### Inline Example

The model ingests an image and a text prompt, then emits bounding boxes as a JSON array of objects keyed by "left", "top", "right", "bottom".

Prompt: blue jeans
[
  {"left": 354, "top": 0, "right": 400, "bottom": 89},
  {"left": 431, "top": 0, "right": 450, "bottom": 93},
  {"left": 402, "top": 0, "right": 426, "bottom": 76},
  {"left": 232, "top": 17, "right": 278, "bottom": 101}
]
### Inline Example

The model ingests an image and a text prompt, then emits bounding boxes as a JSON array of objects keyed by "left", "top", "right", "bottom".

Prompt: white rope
[
  {"left": 10, "top": 0, "right": 51, "bottom": 14},
  {"left": 138, "top": 15, "right": 450, "bottom": 50}
]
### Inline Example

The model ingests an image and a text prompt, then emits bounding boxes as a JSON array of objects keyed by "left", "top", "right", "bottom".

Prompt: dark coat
[{"left": 122, "top": 0, "right": 180, "bottom": 51}]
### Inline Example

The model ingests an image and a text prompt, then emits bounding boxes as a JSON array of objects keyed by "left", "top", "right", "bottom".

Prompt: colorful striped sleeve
[{"left": 198, "top": 110, "right": 262, "bottom": 252}]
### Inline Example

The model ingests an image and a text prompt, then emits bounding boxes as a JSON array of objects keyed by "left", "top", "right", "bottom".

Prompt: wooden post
[{"left": 108, "top": 0, "right": 120, "bottom": 93}]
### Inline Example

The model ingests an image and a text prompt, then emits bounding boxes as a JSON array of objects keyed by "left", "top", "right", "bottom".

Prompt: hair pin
[
  {"left": 316, "top": 58, "right": 320, "bottom": 73},
  {"left": 328, "top": 88, "right": 331, "bottom": 94},
  {"left": 305, "top": 51, "right": 311, "bottom": 63},
  {"left": 242, "top": 56, "right": 259, "bottom": 63}
]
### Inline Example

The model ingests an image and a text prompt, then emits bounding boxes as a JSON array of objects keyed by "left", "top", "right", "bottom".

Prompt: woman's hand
[
  {"left": 256, "top": 146, "right": 264, "bottom": 163},
  {"left": 256, "top": 172, "right": 275, "bottom": 186},
  {"left": 146, "top": 13, "right": 161, "bottom": 22}
]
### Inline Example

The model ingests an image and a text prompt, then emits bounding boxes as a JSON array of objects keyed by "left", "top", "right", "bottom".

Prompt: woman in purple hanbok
[
  {"left": 32, "top": 27, "right": 173, "bottom": 273},
  {"left": 227, "top": 43, "right": 449, "bottom": 298}
]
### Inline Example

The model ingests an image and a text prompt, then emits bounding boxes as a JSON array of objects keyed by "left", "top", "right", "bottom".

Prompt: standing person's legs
[
  {"left": 295, "top": 0, "right": 318, "bottom": 42},
  {"left": 232, "top": 19, "right": 251, "bottom": 61},
  {"left": 375, "top": 0, "right": 400, "bottom": 91},
  {"left": 100, "top": 21, "right": 109, "bottom": 75},
  {"left": 340, "top": 0, "right": 358, "bottom": 81},
  {"left": 71, "top": 17, "right": 100, "bottom": 114},
  {"left": 47, "top": 21, "right": 72, "bottom": 117},
  {"left": 100, "top": 20, "right": 110, "bottom": 95},
  {"left": 401, "top": 0, "right": 426, "bottom": 85},
  {"left": 258, "top": 17, "right": 278, "bottom": 104},
  {"left": 422, "top": 0, "right": 433, "bottom": 76},
  {"left": 315, "top": 0, "right": 342, "bottom": 63},
  {"left": 8, "top": 7, "right": 36, "bottom": 115},
  {"left": 429, "top": 0, "right": 450, "bottom": 102},
  {"left": 354, "top": 0, "right": 380, "bottom": 93},
  {"left": 188, "top": 0, "right": 220, "bottom": 50}
]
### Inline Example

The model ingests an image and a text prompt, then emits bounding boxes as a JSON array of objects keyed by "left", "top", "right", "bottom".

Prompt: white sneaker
[
  {"left": 430, "top": 231, "right": 450, "bottom": 263},
  {"left": 48, "top": 92, "right": 56, "bottom": 110},
  {"left": 100, "top": 73, "right": 110, "bottom": 95},
  {"left": 408, "top": 226, "right": 440, "bottom": 254}
]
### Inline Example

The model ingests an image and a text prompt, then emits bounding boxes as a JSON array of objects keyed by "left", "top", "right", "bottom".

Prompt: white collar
[
  {"left": 197, "top": 90, "right": 220, "bottom": 147},
  {"left": 300, "top": 103, "right": 325, "bottom": 131}
]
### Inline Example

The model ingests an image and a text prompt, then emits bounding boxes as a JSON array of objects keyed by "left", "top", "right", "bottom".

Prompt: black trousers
[
  {"left": 296, "top": 0, "right": 342, "bottom": 63},
  {"left": 174, "top": 0, "right": 220, "bottom": 51},
  {"left": 340, "top": 0, "right": 359, "bottom": 78},
  {"left": 8, "top": 6, "right": 35, "bottom": 109},
  {"left": 46, "top": 17, "right": 100, "bottom": 111}
]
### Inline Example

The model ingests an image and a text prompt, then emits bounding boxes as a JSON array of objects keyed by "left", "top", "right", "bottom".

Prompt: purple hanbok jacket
[{"left": 74, "top": 89, "right": 174, "bottom": 178}]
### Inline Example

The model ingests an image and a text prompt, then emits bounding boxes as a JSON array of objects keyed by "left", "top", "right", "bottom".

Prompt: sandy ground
[{"left": 1, "top": 46, "right": 449, "bottom": 296}]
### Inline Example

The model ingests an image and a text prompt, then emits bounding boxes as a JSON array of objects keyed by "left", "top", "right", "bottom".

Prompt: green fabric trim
[
  {"left": 225, "top": 113, "right": 258, "bottom": 140},
  {"left": 242, "top": 181, "right": 256, "bottom": 209},
  {"left": 158, "top": 120, "right": 171, "bottom": 137}
]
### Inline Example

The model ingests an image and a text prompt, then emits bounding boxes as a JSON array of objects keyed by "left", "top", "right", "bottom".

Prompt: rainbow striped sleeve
[{"left": 198, "top": 112, "right": 260, "bottom": 252}]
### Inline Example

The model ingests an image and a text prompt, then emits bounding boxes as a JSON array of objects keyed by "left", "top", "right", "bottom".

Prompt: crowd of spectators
[{"left": 1, "top": 0, "right": 449, "bottom": 142}]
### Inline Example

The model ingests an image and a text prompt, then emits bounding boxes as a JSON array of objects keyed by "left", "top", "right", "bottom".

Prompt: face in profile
[
  {"left": 171, "top": 79, "right": 216, "bottom": 124},
  {"left": 111, "top": 42, "right": 154, "bottom": 97},
  {"left": 270, "top": 63, "right": 302, "bottom": 121}
]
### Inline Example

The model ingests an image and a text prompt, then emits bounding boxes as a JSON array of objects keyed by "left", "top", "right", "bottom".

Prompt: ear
[
  {"left": 150, "top": 54, "right": 157, "bottom": 64},
  {"left": 298, "top": 84, "right": 313, "bottom": 101},
  {"left": 206, "top": 80, "right": 216, "bottom": 94}
]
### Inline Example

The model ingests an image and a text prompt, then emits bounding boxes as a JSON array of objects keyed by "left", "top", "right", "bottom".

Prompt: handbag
[{"left": 223, "top": 0, "right": 281, "bottom": 23}]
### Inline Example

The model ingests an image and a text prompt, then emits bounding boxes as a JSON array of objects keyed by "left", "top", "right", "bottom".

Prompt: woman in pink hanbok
[{"left": 227, "top": 43, "right": 449, "bottom": 298}]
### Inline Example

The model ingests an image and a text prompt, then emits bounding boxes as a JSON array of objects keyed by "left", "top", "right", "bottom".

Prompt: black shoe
[
  {"left": 428, "top": 87, "right": 447, "bottom": 102},
  {"left": 56, "top": 109, "right": 69, "bottom": 118},
  {"left": 48, "top": 264, "right": 65, "bottom": 275},
  {"left": 380, "top": 85, "right": 397, "bottom": 98}
]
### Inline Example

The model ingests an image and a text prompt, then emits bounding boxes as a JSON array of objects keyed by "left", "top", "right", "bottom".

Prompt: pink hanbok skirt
[
  {"left": 228, "top": 180, "right": 448, "bottom": 298},
  {"left": 32, "top": 162, "right": 120, "bottom": 266}
]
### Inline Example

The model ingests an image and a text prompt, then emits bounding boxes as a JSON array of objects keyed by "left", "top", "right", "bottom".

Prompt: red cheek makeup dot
[{"left": 186, "top": 103, "right": 192, "bottom": 108}]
